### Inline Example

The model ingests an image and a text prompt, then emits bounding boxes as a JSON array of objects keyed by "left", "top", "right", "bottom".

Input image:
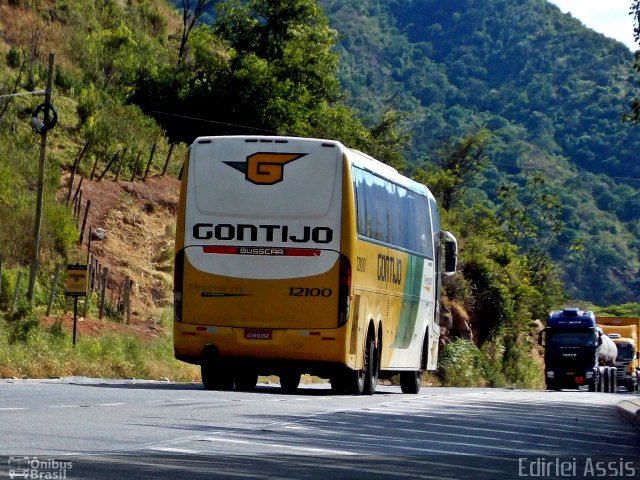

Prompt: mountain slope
[{"left": 318, "top": 0, "right": 640, "bottom": 304}]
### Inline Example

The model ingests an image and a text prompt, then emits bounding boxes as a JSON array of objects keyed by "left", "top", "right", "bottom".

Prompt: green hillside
[
  {"left": 1, "top": 0, "right": 639, "bottom": 386},
  {"left": 317, "top": 0, "right": 640, "bottom": 304}
]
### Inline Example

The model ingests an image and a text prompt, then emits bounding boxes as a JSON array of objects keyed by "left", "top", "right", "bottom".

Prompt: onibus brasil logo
[
  {"left": 8, "top": 457, "right": 73, "bottom": 479},
  {"left": 224, "top": 152, "right": 307, "bottom": 185}
]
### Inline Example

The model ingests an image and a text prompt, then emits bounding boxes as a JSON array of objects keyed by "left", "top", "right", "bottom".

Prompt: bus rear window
[{"left": 190, "top": 141, "right": 342, "bottom": 219}]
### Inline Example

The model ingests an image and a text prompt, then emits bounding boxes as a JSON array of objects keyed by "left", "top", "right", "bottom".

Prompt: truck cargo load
[
  {"left": 598, "top": 316, "right": 640, "bottom": 392},
  {"left": 539, "top": 308, "right": 618, "bottom": 392}
]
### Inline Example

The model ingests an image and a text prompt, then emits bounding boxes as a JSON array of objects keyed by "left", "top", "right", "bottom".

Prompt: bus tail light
[
  {"left": 338, "top": 254, "right": 351, "bottom": 327},
  {"left": 174, "top": 249, "right": 184, "bottom": 322}
]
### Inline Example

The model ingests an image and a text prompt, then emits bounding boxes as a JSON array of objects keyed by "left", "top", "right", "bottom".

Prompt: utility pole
[{"left": 27, "top": 52, "right": 55, "bottom": 303}]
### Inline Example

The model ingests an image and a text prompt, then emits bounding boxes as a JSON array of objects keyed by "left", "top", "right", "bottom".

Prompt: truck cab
[{"left": 539, "top": 308, "right": 617, "bottom": 392}]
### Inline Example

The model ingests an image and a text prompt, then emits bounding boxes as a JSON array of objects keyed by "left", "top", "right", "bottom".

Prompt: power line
[{"left": 146, "top": 109, "right": 276, "bottom": 134}]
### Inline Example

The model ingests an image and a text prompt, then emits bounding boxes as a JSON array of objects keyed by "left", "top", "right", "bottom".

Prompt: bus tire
[
  {"left": 330, "top": 374, "right": 348, "bottom": 394},
  {"left": 331, "top": 337, "right": 376, "bottom": 396},
  {"left": 330, "top": 369, "right": 363, "bottom": 394},
  {"left": 235, "top": 371, "right": 258, "bottom": 392},
  {"left": 363, "top": 335, "right": 379, "bottom": 395},
  {"left": 201, "top": 363, "right": 234, "bottom": 391},
  {"left": 280, "top": 373, "right": 301, "bottom": 393},
  {"left": 400, "top": 370, "right": 421, "bottom": 394}
]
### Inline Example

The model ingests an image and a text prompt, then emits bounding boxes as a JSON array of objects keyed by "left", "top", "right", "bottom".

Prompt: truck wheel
[
  {"left": 597, "top": 367, "right": 605, "bottom": 392},
  {"left": 609, "top": 367, "right": 617, "bottom": 393},
  {"left": 625, "top": 378, "right": 634, "bottom": 392},
  {"left": 605, "top": 367, "right": 611, "bottom": 393},
  {"left": 611, "top": 367, "right": 618, "bottom": 393},
  {"left": 588, "top": 367, "right": 598, "bottom": 392}
]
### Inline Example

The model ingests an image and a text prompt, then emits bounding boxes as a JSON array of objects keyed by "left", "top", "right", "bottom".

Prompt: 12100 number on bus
[{"left": 289, "top": 287, "right": 333, "bottom": 297}]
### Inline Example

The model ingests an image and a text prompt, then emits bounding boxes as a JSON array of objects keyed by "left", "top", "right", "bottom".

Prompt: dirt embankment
[{"left": 52, "top": 172, "right": 181, "bottom": 339}]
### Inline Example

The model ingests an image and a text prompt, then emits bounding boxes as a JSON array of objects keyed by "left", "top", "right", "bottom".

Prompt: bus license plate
[{"left": 245, "top": 329, "right": 272, "bottom": 340}]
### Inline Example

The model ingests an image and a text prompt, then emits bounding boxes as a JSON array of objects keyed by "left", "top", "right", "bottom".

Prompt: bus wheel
[
  {"left": 400, "top": 371, "right": 421, "bottom": 394},
  {"left": 280, "top": 373, "right": 301, "bottom": 393},
  {"left": 330, "top": 375, "right": 347, "bottom": 394},
  {"left": 363, "top": 336, "right": 379, "bottom": 395},
  {"left": 201, "top": 363, "right": 233, "bottom": 391},
  {"left": 331, "top": 364, "right": 366, "bottom": 395},
  {"left": 235, "top": 371, "right": 258, "bottom": 392}
]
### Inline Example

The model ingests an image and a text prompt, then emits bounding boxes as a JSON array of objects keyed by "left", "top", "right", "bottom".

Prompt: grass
[{"left": 0, "top": 309, "right": 199, "bottom": 382}]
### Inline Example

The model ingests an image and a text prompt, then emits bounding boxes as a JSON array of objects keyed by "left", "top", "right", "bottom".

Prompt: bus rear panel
[{"left": 174, "top": 136, "right": 349, "bottom": 370}]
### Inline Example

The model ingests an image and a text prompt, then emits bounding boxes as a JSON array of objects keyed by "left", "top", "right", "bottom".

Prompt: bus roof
[
  {"left": 191, "top": 135, "right": 434, "bottom": 199},
  {"left": 345, "top": 147, "right": 432, "bottom": 198}
]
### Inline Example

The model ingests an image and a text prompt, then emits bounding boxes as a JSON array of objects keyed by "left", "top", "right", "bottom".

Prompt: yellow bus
[{"left": 173, "top": 135, "right": 457, "bottom": 394}]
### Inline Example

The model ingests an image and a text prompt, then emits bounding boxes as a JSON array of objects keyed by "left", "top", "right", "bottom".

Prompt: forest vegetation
[{"left": 0, "top": 0, "right": 639, "bottom": 387}]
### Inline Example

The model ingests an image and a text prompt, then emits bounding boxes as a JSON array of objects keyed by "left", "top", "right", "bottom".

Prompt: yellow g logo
[{"left": 225, "top": 152, "right": 307, "bottom": 185}]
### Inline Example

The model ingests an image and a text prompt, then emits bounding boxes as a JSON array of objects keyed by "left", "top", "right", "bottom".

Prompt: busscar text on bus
[{"left": 173, "top": 135, "right": 458, "bottom": 395}]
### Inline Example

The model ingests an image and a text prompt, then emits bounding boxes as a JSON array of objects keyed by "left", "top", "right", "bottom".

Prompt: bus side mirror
[
  {"left": 597, "top": 331, "right": 603, "bottom": 346},
  {"left": 441, "top": 231, "right": 457, "bottom": 275},
  {"left": 538, "top": 330, "right": 545, "bottom": 347}
]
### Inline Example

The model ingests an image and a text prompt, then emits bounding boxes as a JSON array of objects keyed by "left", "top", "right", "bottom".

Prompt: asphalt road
[{"left": 1, "top": 378, "right": 638, "bottom": 479}]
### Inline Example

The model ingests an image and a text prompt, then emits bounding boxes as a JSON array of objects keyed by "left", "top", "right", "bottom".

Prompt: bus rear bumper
[{"left": 174, "top": 321, "right": 350, "bottom": 373}]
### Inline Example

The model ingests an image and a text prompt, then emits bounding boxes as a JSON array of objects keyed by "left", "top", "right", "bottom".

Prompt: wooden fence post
[
  {"left": 82, "top": 258, "right": 93, "bottom": 319},
  {"left": 99, "top": 267, "right": 108, "bottom": 320},
  {"left": 67, "top": 142, "right": 89, "bottom": 205},
  {"left": 89, "top": 154, "right": 100, "bottom": 181},
  {"left": 74, "top": 190, "right": 83, "bottom": 227},
  {"left": 131, "top": 150, "right": 142, "bottom": 182},
  {"left": 114, "top": 149, "right": 126, "bottom": 182},
  {"left": 161, "top": 143, "right": 174, "bottom": 176},
  {"left": 98, "top": 150, "right": 122, "bottom": 182},
  {"left": 143, "top": 142, "right": 156, "bottom": 180},
  {"left": 78, "top": 200, "right": 91, "bottom": 246}
]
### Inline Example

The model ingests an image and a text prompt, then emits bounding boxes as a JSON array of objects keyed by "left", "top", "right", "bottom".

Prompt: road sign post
[{"left": 65, "top": 264, "right": 87, "bottom": 346}]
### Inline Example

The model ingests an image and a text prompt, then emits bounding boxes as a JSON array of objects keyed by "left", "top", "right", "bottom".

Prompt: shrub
[
  {"left": 438, "top": 338, "right": 488, "bottom": 387},
  {"left": 6, "top": 47, "right": 21, "bottom": 68}
]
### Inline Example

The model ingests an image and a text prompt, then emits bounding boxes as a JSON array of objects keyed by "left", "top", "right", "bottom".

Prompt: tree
[
  {"left": 178, "top": 0, "right": 218, "bottom": 61},
  {"left": 627, "top": 1, "right": 640, "bottom": 122},
  {"left": 414, "top": 127, "right": 491, "bottom": 210},
  {"left": 496, "top": 171, "right": 564, "bottom": 287},
  {"left": 132, "top": 0, "right": 344, "bottom": 142},
  {"left": 213, "top": 0, "right": 341, "bottom": 135}
]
